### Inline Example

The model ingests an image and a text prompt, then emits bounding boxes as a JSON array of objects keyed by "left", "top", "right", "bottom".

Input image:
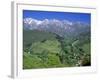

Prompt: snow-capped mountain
[{"left": 23, "top": 18, "right": 90, "bottom": 37}]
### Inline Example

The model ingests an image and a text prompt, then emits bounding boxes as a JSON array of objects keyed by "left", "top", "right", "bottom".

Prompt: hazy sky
[{"left": 23, "top": 10, "right": 91, "bottom": 24}]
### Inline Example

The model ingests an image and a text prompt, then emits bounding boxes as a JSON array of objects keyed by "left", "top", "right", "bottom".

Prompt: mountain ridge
[{"left": 23, "top": 18, "right": 90, "bottom": 38}]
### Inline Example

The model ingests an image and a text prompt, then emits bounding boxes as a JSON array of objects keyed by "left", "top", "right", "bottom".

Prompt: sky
[{"left": 23, "top": 10, "right": 91, "bottom": 24}]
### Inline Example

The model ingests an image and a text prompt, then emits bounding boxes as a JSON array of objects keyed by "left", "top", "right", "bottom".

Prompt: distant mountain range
[{"left": 23, "top": 18, "right": 90, "bottom": 38}]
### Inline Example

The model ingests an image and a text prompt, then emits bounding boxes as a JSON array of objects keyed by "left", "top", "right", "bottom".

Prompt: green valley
[{"left": 23, "top": 29, "right": 91, "bottom": 69}]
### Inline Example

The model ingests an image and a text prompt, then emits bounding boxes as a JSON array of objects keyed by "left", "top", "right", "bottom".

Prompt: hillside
[
  {"left": 23, "top": 30, "right": 57, "bottom": 51},
  {"left": 23, "top": 28, "right": 91, "bottom": 69}
]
